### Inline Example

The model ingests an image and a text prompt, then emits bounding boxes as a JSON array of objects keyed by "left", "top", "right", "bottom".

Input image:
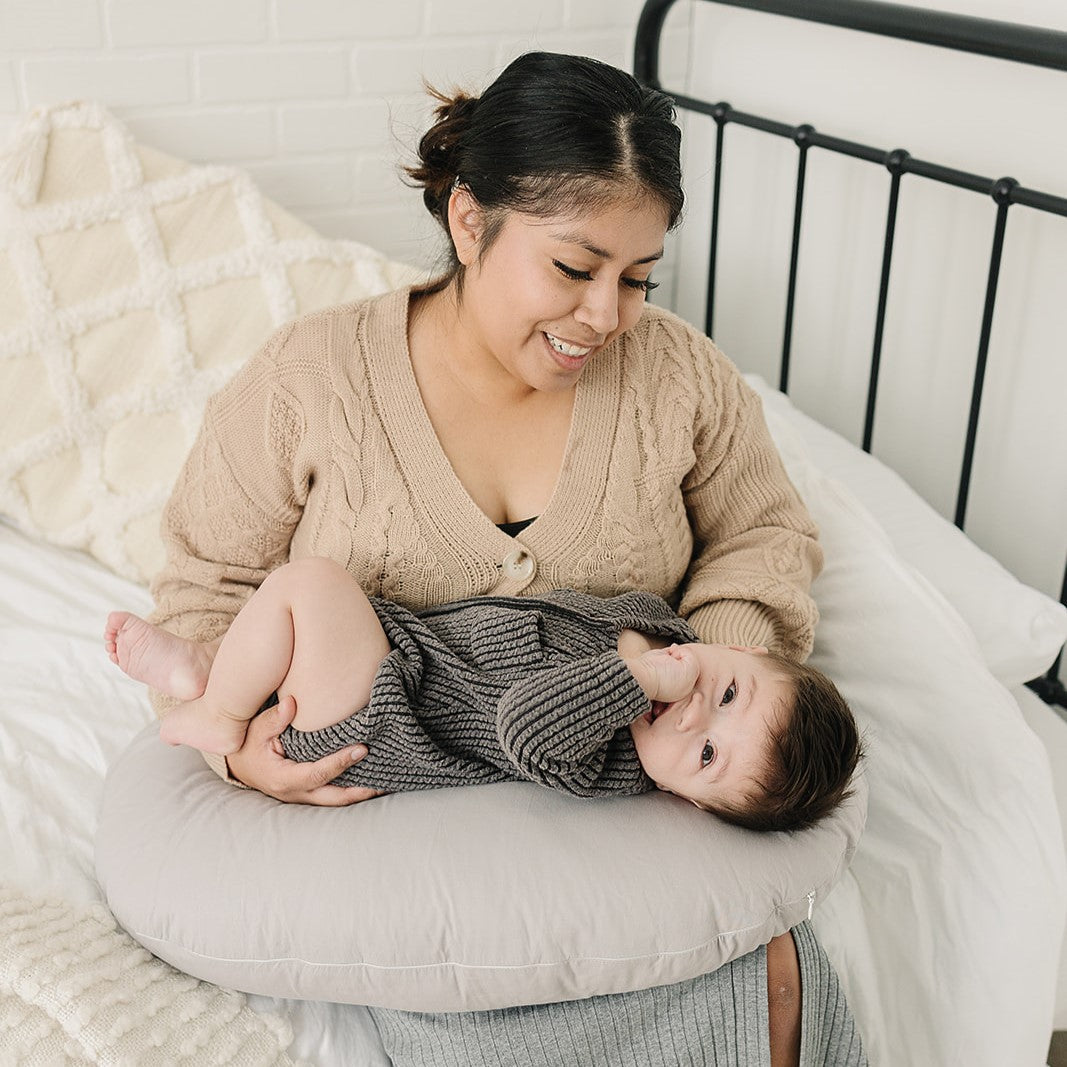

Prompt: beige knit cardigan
[{"left": 150, "top": 287, "right": 821, "bottom": 780}]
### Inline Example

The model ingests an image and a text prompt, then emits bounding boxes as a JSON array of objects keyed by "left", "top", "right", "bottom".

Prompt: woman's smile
[{"left": 542, "top": 331, "right": 597, "bottom": 372}]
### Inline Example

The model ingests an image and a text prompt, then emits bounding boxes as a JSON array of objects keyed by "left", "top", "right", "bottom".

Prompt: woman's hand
[{"left": 226, "top": 694, "right": 385, "bottom": 806}]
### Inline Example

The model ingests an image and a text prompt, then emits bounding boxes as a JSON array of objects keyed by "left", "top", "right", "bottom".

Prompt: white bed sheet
[
  {"left": 0, "top": 498, "right": 1063, "bottom": 1066},
  {"left": 0, "top": 517, "right": 388, "bottom": 1066}
]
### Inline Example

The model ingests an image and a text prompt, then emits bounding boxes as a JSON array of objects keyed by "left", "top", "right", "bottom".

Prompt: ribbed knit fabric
[
  {"left": 148, "top": 288, "right": 822, "bottom": 781},
  {"left": 279, "top": 589, "right": 697, "bottom": 794},
  {"left": 794, "top": 922, "right": 867, "bottom": 1066},
  {"left": 368, "top": 922, "right": 866, "bottom": 1066}
]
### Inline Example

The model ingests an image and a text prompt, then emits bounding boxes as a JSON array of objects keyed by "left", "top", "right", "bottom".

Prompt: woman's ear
[{"left": 447, "top": 186, "right": 483, "bottom": 267}]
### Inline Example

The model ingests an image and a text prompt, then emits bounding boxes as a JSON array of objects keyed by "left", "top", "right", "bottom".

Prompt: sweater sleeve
[
  {"left": 672, "top": 327, "right": 822, "bottom": 662},
  {"left": 496, "top": 652, "right": 653, "bottom": 797}
]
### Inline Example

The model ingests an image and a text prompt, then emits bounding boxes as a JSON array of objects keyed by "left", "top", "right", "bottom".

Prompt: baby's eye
[
  {"left": 700, "top": 741, "right": 715, "bottom": 767},
  {"left": 721, "top": 682, "right": 737, "bottom": 706}
]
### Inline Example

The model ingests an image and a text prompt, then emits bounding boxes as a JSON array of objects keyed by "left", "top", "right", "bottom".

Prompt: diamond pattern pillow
[{"left": 0, "top": 101, "right": 422, "bottom": 584}]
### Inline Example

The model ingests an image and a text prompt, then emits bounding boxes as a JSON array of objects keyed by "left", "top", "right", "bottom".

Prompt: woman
[{"left": 150, "top": 51, "right": 863, "bottom": 1066}]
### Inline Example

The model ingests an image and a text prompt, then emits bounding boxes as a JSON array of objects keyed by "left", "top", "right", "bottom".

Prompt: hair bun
[{"left": 405, "top": 89, "right": 480, "bottom": 223}]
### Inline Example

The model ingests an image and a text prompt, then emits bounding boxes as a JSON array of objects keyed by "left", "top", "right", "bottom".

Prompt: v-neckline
[{"left": 362, "top": 288, "right": 622, "bottom": 556}]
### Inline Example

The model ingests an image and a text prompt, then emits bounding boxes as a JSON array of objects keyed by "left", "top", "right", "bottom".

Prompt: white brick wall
[{"left": 0, "top": 0, "right": 648, "bottom": 267}]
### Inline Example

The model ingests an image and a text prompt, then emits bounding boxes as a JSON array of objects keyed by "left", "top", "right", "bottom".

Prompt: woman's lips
[
  {"left": 544, "top": 332, "right": 594, "bottom": 357},
  {"left": 543, "top": 331, "right": 595, "bottom": 371}
]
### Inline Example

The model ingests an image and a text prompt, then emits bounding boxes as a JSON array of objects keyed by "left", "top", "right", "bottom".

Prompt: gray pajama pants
[{"left": 370, "top": 922, "right": 866, "bottom": 1066}]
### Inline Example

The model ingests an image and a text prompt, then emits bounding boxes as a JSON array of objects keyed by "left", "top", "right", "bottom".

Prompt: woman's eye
[
  {"left": 700, "top": 741, "right": 715, "bottom": 767},
  {"left": 553, "top": 260, "right": 658, "bottom": 293},
  {"left": 721, "top": 682, "right": 737, "bottom": 706},
  {"left": 553, "top": 260, "right": 592, "bottom": 282}
]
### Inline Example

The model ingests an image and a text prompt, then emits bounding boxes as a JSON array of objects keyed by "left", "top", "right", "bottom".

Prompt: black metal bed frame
[{"left": 634, "top": 0, "right": 1067, "bottom": 711}]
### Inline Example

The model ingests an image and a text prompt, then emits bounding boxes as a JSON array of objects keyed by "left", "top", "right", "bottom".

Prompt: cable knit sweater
[
  {"left": 150, "top": 287, "right": 821, "bottom": 781},
  {"left": 279, "top": 589, "right": 699, "bottom": 795}
]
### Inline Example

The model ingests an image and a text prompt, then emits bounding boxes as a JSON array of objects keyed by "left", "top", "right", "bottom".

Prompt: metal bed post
[{"left": 634, "top": 0, "right": 1067, "bottom": 711}]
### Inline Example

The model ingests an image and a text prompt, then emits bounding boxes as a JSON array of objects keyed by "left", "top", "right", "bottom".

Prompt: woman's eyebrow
[{"left": 549, "top": 231, "right": 663, "bottom": 265}]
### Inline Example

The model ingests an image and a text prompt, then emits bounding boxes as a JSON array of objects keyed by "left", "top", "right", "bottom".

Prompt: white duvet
[{"left": 1, "top": 407, "right": 1064, "bottom": 1065}]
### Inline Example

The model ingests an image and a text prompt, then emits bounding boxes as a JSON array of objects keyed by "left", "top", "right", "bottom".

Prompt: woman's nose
[{"left": 574, "top": 279, "right": 619, "bottom": 336}]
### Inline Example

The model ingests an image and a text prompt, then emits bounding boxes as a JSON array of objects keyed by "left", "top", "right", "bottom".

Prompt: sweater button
[{"left": 501, "top": 547, "right": 535, "bottom": 581}]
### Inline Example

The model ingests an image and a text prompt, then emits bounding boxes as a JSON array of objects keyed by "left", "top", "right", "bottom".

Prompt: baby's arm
[
  {"left": 625, "top": 645, "right": 699, "bottom": 705},
  {"left": 496, "top": 652, "right": 653, "bottom": 796}
]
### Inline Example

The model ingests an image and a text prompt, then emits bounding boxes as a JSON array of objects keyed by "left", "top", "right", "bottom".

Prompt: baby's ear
[{"left": 727, "top": 644, "right": 769, "bottom": 655}]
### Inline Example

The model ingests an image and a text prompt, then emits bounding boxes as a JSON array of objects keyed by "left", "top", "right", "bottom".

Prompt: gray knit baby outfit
[{"left": 279, "top": 589, "right": 698, "bottom": 795}]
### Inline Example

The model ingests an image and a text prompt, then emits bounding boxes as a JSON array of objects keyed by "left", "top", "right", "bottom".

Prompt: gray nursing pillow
[{"left": 95, "top": 723, "right": 865, "bottom": 1011}]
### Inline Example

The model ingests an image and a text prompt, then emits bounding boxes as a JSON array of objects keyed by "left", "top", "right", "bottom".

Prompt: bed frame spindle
[{"left": 635, "top": 0, "right": 1067, "bottom": 711}]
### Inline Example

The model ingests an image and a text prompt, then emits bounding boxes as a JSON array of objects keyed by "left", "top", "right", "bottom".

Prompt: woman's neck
[{"left": 409, "top": 282, "right": 546, "bottom": 410}]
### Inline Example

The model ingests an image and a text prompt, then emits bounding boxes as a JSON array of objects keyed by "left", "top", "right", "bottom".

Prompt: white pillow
[
  {"left": 95, "top": 724, "right": 866, "bottom": 1012},
  {"left": 0, "top": 101, "right": 422, "bottom": 585},
  {"left": 747, "top": 375, "right": 1067, "bottom": 688},
  {"left": 789, "top": 457, "right": 1065, "bottom": 1067}
]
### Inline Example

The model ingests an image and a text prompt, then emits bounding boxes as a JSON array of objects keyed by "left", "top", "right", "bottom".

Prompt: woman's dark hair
[{"left": 405, "top": 51, "right": 684, "bottom": 290}]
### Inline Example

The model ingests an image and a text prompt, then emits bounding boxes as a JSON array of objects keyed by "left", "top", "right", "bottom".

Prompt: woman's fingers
[
  {"left": 227, "top": 694, "right": 383, "bottom": 805},
  {"left": 261, "top": 692, "right": 297, "bottom": 732}
]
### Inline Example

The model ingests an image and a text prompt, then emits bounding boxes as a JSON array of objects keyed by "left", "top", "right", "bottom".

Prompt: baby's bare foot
[
  {"left": 159, "top": 697, "right": 250, "bottom": 755},
  {"left": 104, "top": 611, "right": 211, "bottom": 701}
]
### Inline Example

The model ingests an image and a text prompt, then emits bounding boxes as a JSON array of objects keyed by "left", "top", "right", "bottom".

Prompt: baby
[{"left": 106, "top": 557, "right": 860, "bottom": 831}]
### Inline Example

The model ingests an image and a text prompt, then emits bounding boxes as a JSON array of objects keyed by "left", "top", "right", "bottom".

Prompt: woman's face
[{"left": 450, "top": 192, "right": 670, "bottom": 393}]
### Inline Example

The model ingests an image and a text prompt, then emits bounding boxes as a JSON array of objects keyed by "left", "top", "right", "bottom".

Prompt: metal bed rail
[{"left": 634, "top": 0, "right": 1067, "bottom": 709}]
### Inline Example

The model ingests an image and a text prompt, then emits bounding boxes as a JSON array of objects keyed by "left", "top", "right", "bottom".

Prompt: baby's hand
[{"left": 635, "top": 645, "right": 699, "bottom": 704}]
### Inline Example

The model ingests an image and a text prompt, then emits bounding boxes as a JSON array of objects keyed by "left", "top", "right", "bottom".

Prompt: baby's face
[{"left": 628, "top": 644, "right": 790, "bottom": 811}]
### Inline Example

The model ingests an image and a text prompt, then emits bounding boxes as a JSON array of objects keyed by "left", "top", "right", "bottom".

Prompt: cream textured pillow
[{"left": 0, "top": 102, "right": 422, "bottom": 584}]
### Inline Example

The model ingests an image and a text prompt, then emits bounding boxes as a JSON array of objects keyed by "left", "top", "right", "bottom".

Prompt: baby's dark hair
[
  {"left": 405, "top": 51, "right": 684, "bottom": 290},
  {"left": 708, "top": 654, "right": 862, "bottom": 833}
]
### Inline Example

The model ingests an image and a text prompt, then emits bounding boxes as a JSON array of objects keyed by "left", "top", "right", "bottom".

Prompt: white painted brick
[
  {"left": 566, "top": 0, "right": 644, "bottom": 31},
  {"left": 354, "top": 153, "right": 408, "bottom": 203},
  {"left": 279, "top": 100, "right": 390, "bottom": 153},
  {"left": 23, "top": 54, "right": 190, "bottom": 108},
  {"left": 124, "top": 109, "right": 276, "bottom": 162},
  {"left": 245, "top": 156, "right": 353, "bottom": 209},
  {"left": 387, "top": 91, "right": 436, "bottom": 132},
  {"left": 306, "top": 201, "right": 437, "bottom": 267},
  {"left": 0, "top": 115, "right": 21, "bottom": 148},
  {"left": 502, "top": 32, "right": 634, "bottom": 72},
  {"left": 352, "top": 42, "right": 496, "bottom": 96},
  {"left": 0, "top": 0, "right": 102, "bottom": 50},
  {"left": 0, "top": 63, "right": 19, "bottom": 112},
  {"left": 197, "top": 48, "right": 348, "bottom": 103},
  {"left": 275, "top": 0, "right": 423, "bottom": 42},
  {"left": 657, "top": 27, "right": 690, "bottom": 84},
  {"left": 426, "top": 0, "right": 565, "bottom": 37},
  {"left": 107, "top": 0, "right": 267, "bottom": 47}
]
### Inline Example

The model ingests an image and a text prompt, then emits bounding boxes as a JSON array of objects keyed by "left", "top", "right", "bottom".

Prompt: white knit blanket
[{"left": 0, "top": 885, "right": 300, "bottom": 1065}]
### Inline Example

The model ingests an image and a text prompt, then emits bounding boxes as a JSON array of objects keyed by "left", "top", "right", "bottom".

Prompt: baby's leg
[
  {"left": 104, "top": 612, "right": 215, "bottom": 702},
  {"left": 160, "top": 557, "right": 390, "bottom": 753},
  {"left": 272, "top": 558, "right": 391, "bottom": 733}
]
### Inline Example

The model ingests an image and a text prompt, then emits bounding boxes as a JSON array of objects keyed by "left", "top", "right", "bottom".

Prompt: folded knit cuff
[{"left": 685, "top": 599, "right": 782, "bottom": 655}]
